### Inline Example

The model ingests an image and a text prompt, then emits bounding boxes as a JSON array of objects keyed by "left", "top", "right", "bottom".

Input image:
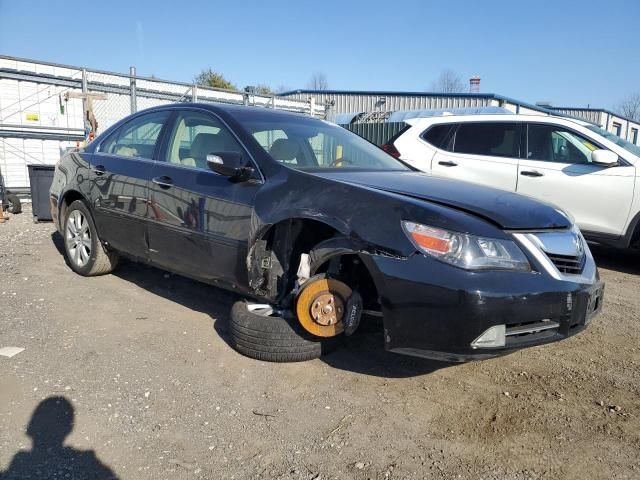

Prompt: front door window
[
  {"left": 165, "top": 111, "right": 244, "bottom": 169},
  {"left": 527, "top": 124, "right": 599, "bottom": 164}
]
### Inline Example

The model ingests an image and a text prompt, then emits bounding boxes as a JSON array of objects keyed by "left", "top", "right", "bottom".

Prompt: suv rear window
[
  {"left": 453, "top": 122, "right": 520, "bottom": 158},
  {"left": 421, "top": 124, "right": 456, "bottom": 151}
]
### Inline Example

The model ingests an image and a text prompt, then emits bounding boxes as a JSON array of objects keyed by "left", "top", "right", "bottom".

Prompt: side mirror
[
  {"left": 206, "top": 152, "right": 254, "bottom": 180},
  {"left": 591, "top": 149, "right": 619, "bottom": 167}
]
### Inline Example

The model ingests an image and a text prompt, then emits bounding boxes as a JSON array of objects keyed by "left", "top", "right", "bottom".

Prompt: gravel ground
[{"left": 0, "top": 206, "right": 639, "bottom": 480}]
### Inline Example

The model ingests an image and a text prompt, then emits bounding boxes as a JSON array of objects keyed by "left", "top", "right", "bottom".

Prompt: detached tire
[
  {"left": 6, "top": 194, "right": 21, "bottom": 214},
  {"left": 63, "top": 200, "right": 119, "bottom": 276},
  {"left": 230, "top": 301, "right": 341, "bottom": 362}
]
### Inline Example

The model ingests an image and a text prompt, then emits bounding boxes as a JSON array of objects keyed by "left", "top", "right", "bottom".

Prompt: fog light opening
[{"left": 471, "top": 325, "right": 506, "bottom": 349}]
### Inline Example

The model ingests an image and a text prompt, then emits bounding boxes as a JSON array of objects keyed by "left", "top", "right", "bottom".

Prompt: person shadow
[{"left": 0, "top": 396, "right": 118, "bottom": 480}]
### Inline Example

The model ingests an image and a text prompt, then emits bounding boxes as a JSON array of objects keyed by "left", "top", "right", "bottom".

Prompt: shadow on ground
[
  {"left": 51, "top": 232, "right": 451, "bottom": 378},
  {"left": 590, "top": 244, "right": 640, "bottom": 275},
  {"left": 0, "top": 396, "right": 118, "bottom": 480}
]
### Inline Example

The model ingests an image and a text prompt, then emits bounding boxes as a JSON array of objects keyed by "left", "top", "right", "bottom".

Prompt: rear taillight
[{"left": 382, "top": 142, "right": 401, "bottom": 158}]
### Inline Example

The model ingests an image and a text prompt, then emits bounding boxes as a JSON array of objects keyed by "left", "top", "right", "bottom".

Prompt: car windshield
[
  {"left": 586, "top": 125, "right": 640, "bottom": 157},
  {"left": 235, "top": 113, "right": 409, "bottom": 171}
]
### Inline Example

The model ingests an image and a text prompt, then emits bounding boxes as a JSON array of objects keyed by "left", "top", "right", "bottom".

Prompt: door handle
[
  {"left": 152, "top": 176, "right": 173, "bottom": 189},
  {"left": 520, "top": 170, "right": 544, "bottom": 177},
  {"left": 92, "top": 165, "right": 106, "bottom": 176},
  {"left": 438, "top": 160, "right": 458, "bottom": 167}
]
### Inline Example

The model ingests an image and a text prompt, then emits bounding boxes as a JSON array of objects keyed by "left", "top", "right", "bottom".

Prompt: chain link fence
[
  {"left": 83, "top": 68, "right": 326, "bottom": 136},
  {"left": 0, "top": 56, "right": 326, "bottom": 189}
]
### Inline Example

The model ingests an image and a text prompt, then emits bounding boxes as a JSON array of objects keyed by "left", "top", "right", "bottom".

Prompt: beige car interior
[
  {"left": 169, "top": 118, "right": 237, "bottom": 169},
  {"left": 268, "top": 138, "right": 299, "bottom": 163}
]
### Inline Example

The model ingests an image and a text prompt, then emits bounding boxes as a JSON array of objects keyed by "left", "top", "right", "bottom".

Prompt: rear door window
[
  {"left": 421, "top": 124, "right": 456, "bottom": 151},
  {"left": 453, "top": 122, "right": 521, "bottom": 158},
  {"left": 100, "top": 111, "right": 170, "bottom": 160}
]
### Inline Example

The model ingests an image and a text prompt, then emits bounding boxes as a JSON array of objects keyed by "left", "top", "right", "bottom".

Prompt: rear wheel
[
  {"left": 229, "top": 300, "right": 341, "bottom": 362},
  {"left": 6, "top": 194, "right": 21, "bottom": 214},
  {"left": 63, "top": 200, "right": 119, "bottom": 276}
]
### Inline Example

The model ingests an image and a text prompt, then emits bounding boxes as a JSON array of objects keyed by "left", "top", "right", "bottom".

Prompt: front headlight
[{"left": 402, "top": 221, "right": 531, "bottom": 272}]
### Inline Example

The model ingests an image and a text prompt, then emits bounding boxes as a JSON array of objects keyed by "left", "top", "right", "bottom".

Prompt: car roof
[
  {"left": 407, "top": 113, "right": 591, "bottom": 128},
  {"left": 138, "top": 102, "right": 317, "bottom": 122}
]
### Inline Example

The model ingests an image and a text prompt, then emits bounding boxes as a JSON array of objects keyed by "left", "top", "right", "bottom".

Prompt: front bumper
[{"left": 368, "top": 252, "right": 603, "bottom": 362}]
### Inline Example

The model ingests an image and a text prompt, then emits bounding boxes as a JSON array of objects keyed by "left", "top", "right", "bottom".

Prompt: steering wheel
[{"left": 329, "top": 157, "right": 354, "bottom": 167}]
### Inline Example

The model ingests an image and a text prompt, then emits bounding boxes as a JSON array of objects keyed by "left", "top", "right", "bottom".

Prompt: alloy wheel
[{"left": 66, "top": 210, "right": 92, "bottom": 267}]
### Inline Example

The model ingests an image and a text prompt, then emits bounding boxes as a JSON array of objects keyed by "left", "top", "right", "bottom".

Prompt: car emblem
[{"left": 573, "top": 234, "right": 584, "bottom": 257}]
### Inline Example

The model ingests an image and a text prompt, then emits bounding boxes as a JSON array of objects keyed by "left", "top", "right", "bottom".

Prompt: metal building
[
  {"left": 280, "top": 89, "right": 553, "bottom": 121},
  {"left": 548, "top": 107, "right": 640, "bottom": 144},
  {"left": 280, "top": 89, "right": 640, "bottom": 145}
]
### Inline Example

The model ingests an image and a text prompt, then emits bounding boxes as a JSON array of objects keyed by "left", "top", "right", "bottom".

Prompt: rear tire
[
  {"left": 6, "top": 194, "right": 21, "bottom": 214},
  {"left": 63, "top": 200, "right": 119, "bottom": 276},
  {"left": 229, "top": 301, "right": 341, "bottom": 362}
]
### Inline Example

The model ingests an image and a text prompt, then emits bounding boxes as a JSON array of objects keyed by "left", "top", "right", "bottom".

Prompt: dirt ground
[{"left": 0, "top": 205, "right": 638, "bottom": 480}]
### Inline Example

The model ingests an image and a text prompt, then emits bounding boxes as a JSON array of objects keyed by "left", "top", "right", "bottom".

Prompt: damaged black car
[{"left": 49, "top": 104, "right": 604, "bottom": 362}]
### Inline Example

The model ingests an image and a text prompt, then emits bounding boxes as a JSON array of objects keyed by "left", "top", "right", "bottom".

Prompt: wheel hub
[
  {"left": 296, "top": 277, "right": 352, "bottom": 337},
  {"left": 310, "top": 292, "right": 344, "bottom": 326}
]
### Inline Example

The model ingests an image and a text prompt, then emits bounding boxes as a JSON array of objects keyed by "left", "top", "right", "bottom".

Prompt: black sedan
[{"left": 49, "top": 104, "right": 604, "bottom": 362}]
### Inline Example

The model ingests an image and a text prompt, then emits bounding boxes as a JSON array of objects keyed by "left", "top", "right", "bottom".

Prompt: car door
[
  {"left": 91, "top": 111, "right": 171, "bottom": 259},
  {"left": 431, "top": 121, "right": 521, "bottom": 191},
  {"left": 517, "top": 122, "right": 635, "bottom": 236},
  {"left": 147, "top": 108, "right": 260, "bottom": 285},
  {"left": 395, "top": 122, "right": 451, "bottom": 172}
]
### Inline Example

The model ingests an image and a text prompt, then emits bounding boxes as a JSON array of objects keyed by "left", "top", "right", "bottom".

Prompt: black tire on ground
[
  {"left": 229, "top": 301, "right": 342, "bottom": 362},
  {"left": 63, "top": 200, "right": 119, "bottom": 276},
  {"left": 6, "top": 194, "right": 21, "bottom": 214}
]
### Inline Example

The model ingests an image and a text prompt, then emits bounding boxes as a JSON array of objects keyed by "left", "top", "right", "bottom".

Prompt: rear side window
[
  {"left": 100, "top": 111, "right": 170, "bottom": 159},
  {"left": 421, "top": 124, "right": 456, "bottom": 151},
  {"left": 453, "top": 122, "right": 520, "bottom": 158}
]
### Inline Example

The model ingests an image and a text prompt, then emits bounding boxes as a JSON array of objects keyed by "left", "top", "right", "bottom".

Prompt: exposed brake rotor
[{"left": 295, "top": 277, "right": 352, "bottom": 337}]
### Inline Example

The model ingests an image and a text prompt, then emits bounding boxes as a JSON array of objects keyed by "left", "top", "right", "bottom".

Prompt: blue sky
[{"left": 1, "top": 0, "right": 638, "bottom": 109}]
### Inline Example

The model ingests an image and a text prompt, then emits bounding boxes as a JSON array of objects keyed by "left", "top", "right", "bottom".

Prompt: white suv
[{"left": 387, "top": 114, "right": 640, "bottom": 248}]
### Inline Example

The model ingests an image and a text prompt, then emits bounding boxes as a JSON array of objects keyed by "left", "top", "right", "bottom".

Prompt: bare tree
[
  {"left": 254, "top": 84, "right": 274, "bottom": 95},
  {"left": 429, "top": 69, "right": 465, "bottom": 93},
  {"left": 275, "top": 84, "right": 292, "bottom": 94},
  {"left": 308, "top": 72, "right": 329, "bottom": 90},
  {"left": 616, "top": 92, "right": 640, "bottom": 121}
]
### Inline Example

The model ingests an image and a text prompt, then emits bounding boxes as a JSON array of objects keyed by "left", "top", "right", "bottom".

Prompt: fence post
[
  {"left": 310, "top": 96, "right": 316, "bottom": 116},
  {"left": 192, "top": 83, "right": 198, "bottom": 103},
  {"left": 271, "top": 95, "right": 276, "bottom": 109},
  {"left": 324, "top": 103, "right": 332, "bottom": 121},
  {"left": 81, "top": 68, "right": 88, "bottom": 94},
  {"left": 80, "top": 69, "right": 90, "bottom": 137},
  {"left": 129, "top": 66, "right": 137, "bottom": 113}
]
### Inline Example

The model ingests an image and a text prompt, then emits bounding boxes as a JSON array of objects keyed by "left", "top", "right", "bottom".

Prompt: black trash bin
[{"left": 27, "top": 165, "right": 55, "bottom": 223}]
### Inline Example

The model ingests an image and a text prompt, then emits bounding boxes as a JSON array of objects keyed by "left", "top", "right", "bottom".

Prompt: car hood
[{"left": 312, "top": 170, "right": 571, "bottom": 230}]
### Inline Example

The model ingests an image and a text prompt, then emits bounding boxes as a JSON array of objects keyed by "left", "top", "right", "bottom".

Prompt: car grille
[
  {"left": 505, "top": 319, "right": 560, "bottom": 345},
  {"left": 546, "top": 253, "right": 585, "bottom": 275}
]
